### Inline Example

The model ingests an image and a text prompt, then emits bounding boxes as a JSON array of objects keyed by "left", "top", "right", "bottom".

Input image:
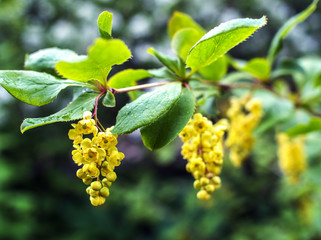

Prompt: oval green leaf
[
  {"left": 243, "top": 58, "right": 271, "bottom": 81},
  {"left": 148, "top": 48, "right": 185, "bottom": 78},
  {"left": 232, "top": 57, "right": 271, "bottom": 81},
  {"left": 199, "top": 55, "right": 228, "bottom": 81},
  {"left": 24, "top": 48, "right": 78, "bottom": 77},
  {"left": 21, "top": 92, "right": 98, "bottom": 133},
  {"left": 168, "top": 11, "right": 205, "bottom": 39},
  {"left": 108, "top": 69, "right": 151, "bottom": 88},
  {"left": 56, "top": 39, "right": 131, "bottom": 85},
  {"left": 287, "top": 118, "right": 321, "bottom": 137},
  {"left": 102, "top": 91, "right": 116, "bottom": 107},
  {"left": 0, "top": 70, "right": 86, "bottom": 106},
  {"left": 97, "top": 11, "right": 113, "bottom": 39},
  {"left": 112, "top": 83, "right": 182, "bottom": 134},
  {"left": 147, "top": 67, "right": 178, "bottom": 80},
  {"left": 140, "top": 87, "right": 195, "bottom": 150},
  {"left": 108, "top": 69, "right": 152, "bottom": 100},
  {"left": 186, "top": 16, "right": 267, "bottom": 73},
  {"left": 171, "top": 28, "right": 203, "bottom": 60},
  {"left": 271, "top": 59, "right": 306, "bottom": 79}
]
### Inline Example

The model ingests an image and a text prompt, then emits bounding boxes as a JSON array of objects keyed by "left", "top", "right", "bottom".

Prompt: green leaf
[
  {"left": 171, "top": 28, "right": 203, "bottom": 60},
  {"left": 148, "top": 47, "right": 185, "bottom": 78},
  {"left": 108, "top": 69, "right": 151, "bottom": 88},
  {"left": 147, "top": 67, "right": 178, "bottom": 80},
  {"left": 97, "top": 11, "right": 113, "bottom": 39},
  {"left": 271, "top": 58, "right": 305, "bottom": 79},
  {"left": 168, "top": 11, "right": 205, "bottom": 39},
  {"left": 287, "top": 118, "right": 321, "bottom": 137},
  {"left": 293, "top": 57, "right": 321, "bottom": 105},
  {"left": 0, "top": 70, "right": 87, "bottom": 106},
  {"left": 267, "top": 0, "right": 319, "bottom": 63},
  {"left": 24, "top": 48, "right": 78, "bottom": 77},
  {"left": 102, "top": 91, "right": 115, "bottom": 107},
  {"left": 243, "top": 58, "right": 271, "bottom": 81},
  {"left": 221, "top": 71, "right": 253, "bottom": 84},
  {"left": 56, "top": 39, "right": 131, "bottom": 85},
  {"left": 233, "top": 58, "right": 271, "bottom": 81},
  {"left": 140, "top": 88, "right": 195, "bottom": 150},
  {"left": 21, "top": 92, "right": 98, "bottom": 133},
  {"left": 108, "top": 69, "right": 151, "bottom": 100},
  {"left": 112, "top": 83, "right": 182, "bottom": 134},
  {"left": 186, "top": 16, "right": 267, "bottom": 73},
  {"left": 199, "top": 55, "right": 228, "bottom": 81},
  {"left": 297, "top": 57, "right": 321, "bottom": 86}
]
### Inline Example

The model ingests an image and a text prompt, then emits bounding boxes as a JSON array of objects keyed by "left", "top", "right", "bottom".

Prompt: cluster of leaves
[
  {"left": 1, "top": 0, "right": 321, "bottom": 239},
  {"left": 0, "top": 9, "right": 268, "bottom": 150},
  {"left": 0, "top": 0, "right": 320, "bottom": 176}
]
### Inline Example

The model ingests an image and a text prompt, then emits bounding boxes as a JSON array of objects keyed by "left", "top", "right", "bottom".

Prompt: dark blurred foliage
[{"left": 0, "top": 0, "right": 321, "bottom": 239}]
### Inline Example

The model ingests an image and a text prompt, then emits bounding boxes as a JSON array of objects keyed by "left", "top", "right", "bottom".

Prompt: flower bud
[
  {"left": 89, "top": 189, "right": 99, "bottom": 197},
  {"left": 193, "top": 180, "right": 202, "bottom": 189},
  {"left": 83, "top": 111, "right": 92, "bottom": 120},
  {"left": 200, "top": 177, "right": 210, "bottom": 186},
  {"left": 197, "top": 190, "right": 210, "bottom": 200},
  {"left": 90, "top": 196, "right": 106, "bottom": 206},
  {"left": 76, "top": 169, "right": 86, "bottom": 179},
  {"left": 106, "top": 172, "right": 117, "bottom": 182},
  {"left": 91, "top": 181, "right": 102, "bottom": 191},
  {"left": 205, "top": 184, "right": 215, "bottom": 193},
  {"left": 100, "top": 187, "right": 110, "bottom": 198},
  {"left": 82, "top": 177, "right": 92, "bottom": 185},
  {"left": 212, "top": 176, "right": 221, "bottom": 187},
  {"left": 102, "top": 178, "right": 112, "bottom": 187}
]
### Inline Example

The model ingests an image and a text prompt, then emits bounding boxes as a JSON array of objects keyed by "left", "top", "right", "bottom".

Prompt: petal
[{"left": 81, "top": 138, "right": 92, "bottom": 149}]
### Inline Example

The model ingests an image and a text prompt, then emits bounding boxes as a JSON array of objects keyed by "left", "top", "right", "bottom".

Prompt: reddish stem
[
  {"left": 184, "top": 82, "right": 190, "bottom": 89},
  {"left": 93, "top": 90, "right": 106, "bottom": 117}
]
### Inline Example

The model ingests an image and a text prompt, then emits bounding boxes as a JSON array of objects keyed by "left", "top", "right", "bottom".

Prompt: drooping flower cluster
[
  {"left": 226, "top": 94, "right": 262, "bottom": 167},
  {"left": 68, "top": 111, "right": 124, "bottom": 206},
  {"left": 277, "top": 133, "right": 306, "bottom": 184},
  {"left": 179, "top": 113, "right": 229, "bottom": 200}
]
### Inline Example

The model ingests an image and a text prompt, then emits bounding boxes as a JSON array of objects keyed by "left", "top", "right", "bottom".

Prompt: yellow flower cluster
[
  {"left": 179, "top": 113, "right": 228, "bottom": 200},
  {"left": 277, "top": 133, "right": 306, "bottom": 184},
  {"left": 68, "top": 111, "right": 125, "bottom": 206},
  {"left": 226, "top": 94, "right": 262, "bottom": 167}
]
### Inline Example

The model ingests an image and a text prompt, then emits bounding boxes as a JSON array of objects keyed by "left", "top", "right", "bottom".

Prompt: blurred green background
[{"left": 1, "top": 0, "right": 321, "bottom": 239}]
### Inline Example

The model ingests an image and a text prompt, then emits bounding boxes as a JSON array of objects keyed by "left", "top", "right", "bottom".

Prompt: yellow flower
[
  {"left": 68, "top": 128, "right": 81, "bottom": 140},
  {"left": 189, "top": 158, "right": 206, "bottom": 174},
  {"left": 82, "top": 163, "right": 100, "bottom": 178},
  {"left": 80, "top": 138, "right": 106, "bottom": 164},
  {"left": 69, "top": 112, "right": 125, "bottom": 206},
  {"left": 72, "top": 148, "right": 84, "bottom": 165},
  {"left": 77, "top": 119, "right": 97, "bottom": 135},
  {"left": 92, "top": 131, "right": 118, "bottom": 149},
  {"left": 179, "top": 113, "right": 228, "bottom": 200},
  {"left": 179, "top": 125, "right": 197, "bottom": 142},
  {"left": 108, "top": 152, "right": 125, "bottom": 167},
  {"left": 101, "top": 163, "right": 114, "bottom": 177},
  {"left": 277, "top": 133, "right": 306, "bottom": 184},
  {"left": 226, "top": 94, "right": 262, "bottom": 167}
]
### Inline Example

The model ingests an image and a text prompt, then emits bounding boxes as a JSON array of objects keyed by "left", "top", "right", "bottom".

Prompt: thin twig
[
  {"left": 92, "top": 91, "right": 107, "bottom": 131},
  {"left": 112, "top": 81, "right": 170, "bottom": 94}
]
